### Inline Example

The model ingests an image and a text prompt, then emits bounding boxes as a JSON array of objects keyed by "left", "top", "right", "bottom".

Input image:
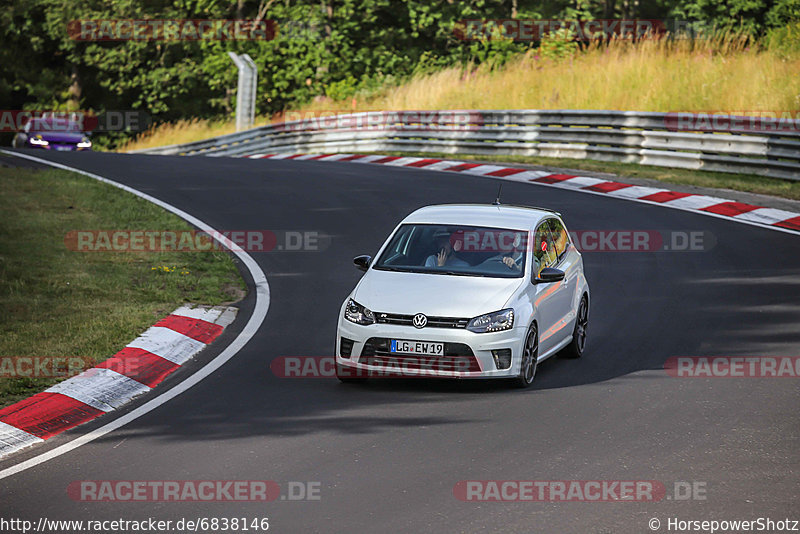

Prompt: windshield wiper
[
  {"left": 374, "top": 266, "right": 416, "bottom": 273},
  {"left": 436, "top": 270, "right": 487, "bottom": 277}
]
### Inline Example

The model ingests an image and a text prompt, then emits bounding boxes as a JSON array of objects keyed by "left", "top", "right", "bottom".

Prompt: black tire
[
  {"left": 336, "top": 363, "right": 368, "bottom": 383},
  {"left": 514, "top": 324, "right": 539, "bottom": 388},
  {"left": 562, "top": 295, "right": 588, "bottom": 359}
]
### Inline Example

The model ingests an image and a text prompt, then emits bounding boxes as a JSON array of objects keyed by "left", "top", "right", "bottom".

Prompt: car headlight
[
  {"left": 30, "top": 136, "right": 48, "bottom": 146},
  {"left": 344, "top": 298, "right": 375, "bottom": 325},
  {"left": 466, "top": 308, "right": 514, "bottom": 333},
  {"left": 77, "top": 138, "right": 92, "bottom": 148}
]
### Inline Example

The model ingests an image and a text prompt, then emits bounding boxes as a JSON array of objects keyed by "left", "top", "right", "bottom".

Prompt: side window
[
  {"left": 533, "top": 221, "right": 558, "bottom": 275},
  {"left": 548, "top": 218, "right": 569, "bottom": 258}
]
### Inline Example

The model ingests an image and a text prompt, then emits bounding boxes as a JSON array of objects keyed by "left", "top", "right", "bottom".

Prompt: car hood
[
  {"left": 353, "top": 269, "right": 524, "bottom": 318},
  {"left": 31, "top": 131, "right": 85, "bottom": 143}
]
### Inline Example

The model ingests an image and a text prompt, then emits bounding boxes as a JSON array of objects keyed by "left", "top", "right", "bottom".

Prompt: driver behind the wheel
[
  {"left": 492, "top": 231, "right": 525, "bottom": 271},
  {"left": 425, "top": 230, "right": 468, "bottom": 268}
]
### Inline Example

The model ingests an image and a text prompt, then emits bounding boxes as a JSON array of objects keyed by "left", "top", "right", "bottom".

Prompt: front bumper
[{"left": 336, "top": 318, "right": 526, "bottom": 379}]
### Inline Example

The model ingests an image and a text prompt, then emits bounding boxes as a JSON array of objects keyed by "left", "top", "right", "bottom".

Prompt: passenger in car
[{"left": 425, "top": 230, "right": 469, "bottom": 268}]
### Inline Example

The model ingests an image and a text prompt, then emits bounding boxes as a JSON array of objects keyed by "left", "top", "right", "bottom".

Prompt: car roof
[{"left": 402, "top": 204, "right": 560, "bottom": 230}]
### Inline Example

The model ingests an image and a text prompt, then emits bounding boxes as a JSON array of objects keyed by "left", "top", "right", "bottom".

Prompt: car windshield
[{"left": 374, "top": 224, "right": 528, "bottom": 278}]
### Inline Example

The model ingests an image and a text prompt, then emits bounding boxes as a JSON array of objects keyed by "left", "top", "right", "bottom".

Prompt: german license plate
[{"left": 390, "top": 339, "right": 444, "bottom": 356}]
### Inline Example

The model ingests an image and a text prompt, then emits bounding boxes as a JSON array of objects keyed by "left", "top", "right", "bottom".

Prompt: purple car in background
[{"left": 12, "top": 118, "right": 92, "bottom": 151}]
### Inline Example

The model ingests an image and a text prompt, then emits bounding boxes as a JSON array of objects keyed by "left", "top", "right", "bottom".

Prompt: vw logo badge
[{"left": 412, "top": 313, "right": 428, "bottom": 329}]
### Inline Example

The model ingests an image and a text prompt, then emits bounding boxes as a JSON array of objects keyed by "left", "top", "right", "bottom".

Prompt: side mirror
[
  {"left": 534, "top": 267, "right": 565, "bottom": 284},
  {"left": 353, "top": 255, "right": 372, "bottom": 272}
]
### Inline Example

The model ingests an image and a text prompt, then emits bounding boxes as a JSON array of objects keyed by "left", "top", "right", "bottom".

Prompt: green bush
[
  {"left": 539, "top": 28, "right": 580, "bottom": 61},
  {"left": 765, "top": 22, "right": 800, "bottom": 57}
]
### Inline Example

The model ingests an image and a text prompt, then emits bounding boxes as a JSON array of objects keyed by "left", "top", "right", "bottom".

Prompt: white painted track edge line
[{"left": 0, "top": 150, "right": 270, "bottom": 480}]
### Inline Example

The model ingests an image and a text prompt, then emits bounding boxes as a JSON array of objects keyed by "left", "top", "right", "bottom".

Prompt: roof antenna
[{"left": 493, "top": 183, "right": 503, "bottom": 205}]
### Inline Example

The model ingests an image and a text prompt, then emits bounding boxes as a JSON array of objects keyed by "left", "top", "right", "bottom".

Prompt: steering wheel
[{"left": 485, "top": 256, "right": 520, "bottom": 270}]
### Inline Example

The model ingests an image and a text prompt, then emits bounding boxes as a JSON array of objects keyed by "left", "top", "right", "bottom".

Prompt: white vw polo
[{"left": 335, "top": 204, "right": 590, "bottom": 387}]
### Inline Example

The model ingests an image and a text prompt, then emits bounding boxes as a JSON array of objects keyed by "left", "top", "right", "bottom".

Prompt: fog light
[
  {"left": 491, "top": 349, "right": 512, "bottom": 370},
  {"left": 340, "top": 337, "right": 355, "bottom": 358}
]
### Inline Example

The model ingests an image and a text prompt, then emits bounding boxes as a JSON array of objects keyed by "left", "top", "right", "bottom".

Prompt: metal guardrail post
[{"left": 228, "top": 52, "right": 257, "bottom": 132}]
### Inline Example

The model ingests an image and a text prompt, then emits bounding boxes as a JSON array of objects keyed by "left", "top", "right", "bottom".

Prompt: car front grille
[
  {"left": 359, "top": 337, "right": 481, "bottom": 373},
  {"left": 375, "top": 313, "right": 469, "bottom": 329}
]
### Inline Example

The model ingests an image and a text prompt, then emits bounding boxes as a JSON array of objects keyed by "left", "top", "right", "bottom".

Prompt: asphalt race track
[{"left": 2, "top": 150, "right": 799, "bottom": 533}]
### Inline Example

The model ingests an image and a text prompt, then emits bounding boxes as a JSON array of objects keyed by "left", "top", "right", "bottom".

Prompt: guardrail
[{"left": 130, "top": 110, "right": 800, "bottom": 181}]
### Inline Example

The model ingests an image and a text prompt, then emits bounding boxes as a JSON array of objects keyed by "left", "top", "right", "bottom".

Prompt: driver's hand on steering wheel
[{"left": 502, "top": 256, "right": 520, "bottom": 270}]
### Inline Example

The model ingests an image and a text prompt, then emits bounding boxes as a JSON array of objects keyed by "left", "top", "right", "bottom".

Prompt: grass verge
[
  {"left": 0, "top": 165, "right": 245, "bottom": 408},
  {"left": 375, "top": 151, "right": 800, "bottom": 202}
]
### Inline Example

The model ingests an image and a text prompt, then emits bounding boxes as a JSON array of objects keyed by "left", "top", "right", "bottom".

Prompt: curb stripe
[
  {"left": 406, "top": 158, "right": 442, "bottom": 168},
  {"left": 584, "top": 181, "right": 634, "bottom": 193},
  {"left": 639, "top": 190, "right": 693, "bottom": 203},
  {"left": 45, "top": 368, "right": 152, "bottom": 412},
  {"left": 459, "top": 164, "right": 509, "bottom": 176},
  {"left": 170, "top": 306, "right": 223, "bottom": 323},
  {"left": 0, "top": 422, "right": 43, "bottom": 456},
  {"left": 380, "top": 157, "right": 425, "bottom": 167},
  {"left": 371, "top": 156, "right": 403, "bottom": 164},
  {"left": 443, "top": 162, "right": 482, "bottom": 172},
  {"left": 775, "top": 216, "right": 800, "bottom": 231},
  {"left": 486, "top": 167, "right": 528, "bottom": 177},
  {"left": 0, "top": 393, "right": 104, "bottom": 440},
  {"left": 605, "top": 185, "right": 666, "bottom": 199},
  {"left": 547, "top": 176, "right": 606, "bottom": 188},
  {"left": 126, "top": 326, "right": 207, "bottom": 365},
  {"left": 700, "top": 201, "right": 760, "bottom": 217},
  {"left": 95, "top": 347, "right": 179, "bottom": 388},
  {"left": 662, "top": 195, "right": 730, "bottom": 210},
  {"left": 153, "top": 315, "right": 224, "bottom": 344},
  {"left": 532, "top": 174, "right": 576, "bottom": 184}
]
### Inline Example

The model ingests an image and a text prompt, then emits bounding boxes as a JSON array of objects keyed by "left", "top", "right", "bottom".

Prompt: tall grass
[
  {"left": 120, "top": 35, "right": 800, "bottom": 152},
  {"left": 118, "top": 117, "right": 264, "bottom": 152},
  {"left": 358, "top": 36, "right": 800, "bottom": 113}
]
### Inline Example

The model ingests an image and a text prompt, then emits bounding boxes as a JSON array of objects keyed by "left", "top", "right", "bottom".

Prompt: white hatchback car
[{"left": 335, "top": 204, "right": 590, "bottom": 388}]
